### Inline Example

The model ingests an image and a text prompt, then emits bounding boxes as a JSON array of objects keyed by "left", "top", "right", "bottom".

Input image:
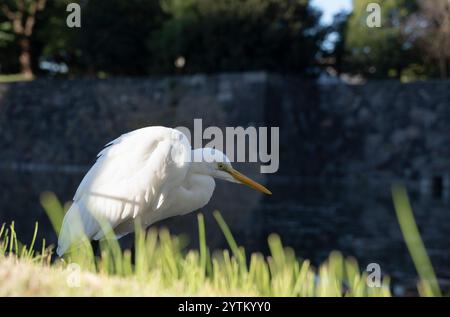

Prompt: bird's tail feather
[{"left": 57, "top": 202, "right": 100, "bottom": 256}]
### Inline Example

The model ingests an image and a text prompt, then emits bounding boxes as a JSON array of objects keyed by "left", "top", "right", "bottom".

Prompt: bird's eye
[{"left": 218, "top": 163, "right": 225, "bottom": 170}]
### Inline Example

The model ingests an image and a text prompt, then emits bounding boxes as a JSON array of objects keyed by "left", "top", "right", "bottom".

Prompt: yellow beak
[{"left": 227, "top": 168, "right": 272, "bottom": 195}]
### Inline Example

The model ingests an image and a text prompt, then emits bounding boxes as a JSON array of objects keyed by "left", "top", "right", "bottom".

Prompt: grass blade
[{"left": 392, "top": 185, "right": 441, "bottom": 297}]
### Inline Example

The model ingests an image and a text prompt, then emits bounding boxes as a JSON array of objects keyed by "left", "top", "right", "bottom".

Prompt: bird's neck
[
  {"left": 189, "top": 161, "right": 212, "bottom": 176},
  {"left": 189, "top": 149, "right": 213, "bottom": 176}
]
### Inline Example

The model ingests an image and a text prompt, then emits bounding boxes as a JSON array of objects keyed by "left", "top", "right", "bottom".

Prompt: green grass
[
  {"left": 0, "top": 186, "right": 443, "bottom": 296},
  {"left": 392, "top": 185, "right": 441, "bottom": 297},
  {"left": 0, "top": 73, "right": 33, "bottom": 83}
]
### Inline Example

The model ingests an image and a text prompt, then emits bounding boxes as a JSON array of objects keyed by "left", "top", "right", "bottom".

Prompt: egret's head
[{"left": 192, "top": 148, "right": 271, "bottom": 195}]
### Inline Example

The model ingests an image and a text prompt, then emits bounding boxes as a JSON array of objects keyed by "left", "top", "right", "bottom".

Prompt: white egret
[{"left": 57, "top": 126, "right": 271, "bottom": 256}]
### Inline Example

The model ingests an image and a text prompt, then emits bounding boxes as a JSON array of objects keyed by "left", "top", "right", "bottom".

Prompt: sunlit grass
[
  {"left": 0, "top": 186, "right": 444, "bottom": 296},
  {"left": 0, "top": 73, "right": 33, "bottom": 83}
]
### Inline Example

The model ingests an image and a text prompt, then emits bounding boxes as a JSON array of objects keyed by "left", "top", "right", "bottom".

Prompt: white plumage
[{"left": 57, "top": 126, "right": 271, "bottom": 256}]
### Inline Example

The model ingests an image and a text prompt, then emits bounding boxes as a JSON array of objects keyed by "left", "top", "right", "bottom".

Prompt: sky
[{"left": 311, "top": 0, "right": 353, "bottom": 25}]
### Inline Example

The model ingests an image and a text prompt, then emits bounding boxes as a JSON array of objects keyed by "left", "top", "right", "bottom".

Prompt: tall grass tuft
[{"left": 0, "top": 186, "right": 443, "bottom": 296}]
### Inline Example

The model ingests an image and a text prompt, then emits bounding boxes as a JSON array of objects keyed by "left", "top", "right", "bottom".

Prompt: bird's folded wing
[{"left": 57, "top": 127, "right": 190, "bottom": 253}]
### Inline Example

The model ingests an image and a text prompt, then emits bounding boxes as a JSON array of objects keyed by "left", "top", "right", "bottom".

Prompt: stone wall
[
  {"left": 0, "top": 73, "right": 449, "bottom": 288},
  {"left": 270, "top": 77, "right": 450, "bottom": 184}
]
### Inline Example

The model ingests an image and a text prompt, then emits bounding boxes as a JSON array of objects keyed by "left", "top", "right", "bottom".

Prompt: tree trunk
[{"left": 19, "top": 37, "right": 33, "bottom": 79}]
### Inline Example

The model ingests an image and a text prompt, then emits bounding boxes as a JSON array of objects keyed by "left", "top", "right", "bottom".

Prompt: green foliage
[
  {"left": 75, "top": 0, "right": 168, "bottom": 76},
  {"left": 35, "top": 1, "right": 78, "bottom": 66},
  {"left": 0, "top": 15, "right": 18, "bottom": 72},
  {"left": 1, "top": 0, "right": 447, "bottom": 79},
  {"left": 150, "top": 0, "right": 324, "bottom": 74},
  {"left": 0, "top": 21, "right": 14, "bottom": 45},
  {"left": 4, "top": 0, "right": 316, "bottom": 76},
  {"left": 341, "top": 0, "right": 423, "bottom": 79}
]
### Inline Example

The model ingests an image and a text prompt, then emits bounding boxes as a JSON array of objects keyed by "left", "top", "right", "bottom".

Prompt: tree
[
  {"left": 342, "top": 0, "right": 419, "bottom": 79},
  {"left": 76, "top": 0, "right": 168, "bottom": 76},
  {"left": 403, "top": 0, "right": 450, "bottom": 79},
  {"left": 324, "top": 12, "right": 350, "bottom": 76},
  {"left": 33, "top": 0, "right": 80, "bottom": 76},
  {"left": 0, "top": 0, "right": 48, "bottom": 78},
  {"left": 149, "top": 0, "right": 324, "bottom": 74}
]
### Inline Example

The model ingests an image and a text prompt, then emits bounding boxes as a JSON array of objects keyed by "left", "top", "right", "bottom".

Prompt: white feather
[{"left": 57, "top": 127, "right": 191, "bottom": 255}]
